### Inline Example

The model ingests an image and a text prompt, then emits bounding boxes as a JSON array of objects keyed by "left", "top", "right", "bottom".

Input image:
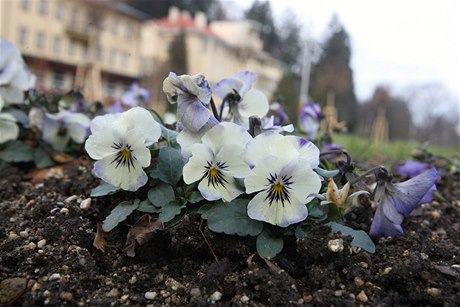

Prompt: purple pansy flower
[
  {"left": 163, "top": 72, "right": 217, "bottom": 133},
  {"left": 321, "top": 143, "right": 343, "bottom": 160},
  {"left": 214, "top": 71, "right": 269, "bottom": 128},
  {"left": 269, "top": 101, "right": 290, "bottom": 126},
  {"left": 299, "top": 103, "right": 322, "bottom": 140},
  {"left": 107, "top": 101, "right": 125, "bottom": 114},
  {"left": 121, "top": 82, "right": 150, "bottom": 108},
  {"left": 396, "top": 160, "right": 429, "bottom": 178},
  {"left": 369, "top": 168, "right": 438, "bottom": 238}
]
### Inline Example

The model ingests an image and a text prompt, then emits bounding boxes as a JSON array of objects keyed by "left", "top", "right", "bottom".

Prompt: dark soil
[{"left": 1, "top": 160, "right": 459, "bottom": 306}]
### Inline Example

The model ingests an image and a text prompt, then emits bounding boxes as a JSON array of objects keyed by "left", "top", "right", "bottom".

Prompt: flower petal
[
  {"left": 215, "top": 144, "right": 250, "bottom": 178},
  {"left": 213, "top": 77, "right": 244, "bottom": 100},
  {"left": 238, "top": 89, "right": 269, "bottom": 119},
  {"left": 369, "top": 202, "right": 404, "bottom": 238},
  {"left": 117, "top": 107, "right": 161, "bottom": 145},
  {"left": 93, "top": 155, "right": 148, "bottom": 191},
  {"left": 198, "top": 174, "right": 243, "bottom": 202},
  {"left": 247, "top": 190, "right": 308, "bottom": 227},
  {"left": 201, "top": 122, "right": 252, "bottom": 154},
  {"left": 0, "top": 112, "right": 19, "bottom": 143},
  {"left": 182, "top": 144, "right": 213, "bottom": 184}
]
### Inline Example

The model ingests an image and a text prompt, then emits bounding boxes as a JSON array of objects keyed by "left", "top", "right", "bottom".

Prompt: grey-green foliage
[
  {"left": 0, "top": 141, "right": 34, "bottom": 162},
  {"left": 203, "top": 198, "right": 263, "bottom": 236},
  {"left": 326, "top": 222, "right": 375, "bottom": 253},
  {"left": 102, "top": 200, "right": 140, "bottom": 232},
  {"left": 149, "top": 147, "right": 185, "bottom": 185},
  {"left": 256, "top": 230, "right": 284, "bottom": 258},
  {"left": 90, "top": 182, "right": 121, "bottom": 197}
]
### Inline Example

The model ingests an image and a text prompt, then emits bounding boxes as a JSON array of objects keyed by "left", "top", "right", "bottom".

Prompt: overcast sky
[{"left": 231, "top": 0, "right": 459, "bottom": 111}]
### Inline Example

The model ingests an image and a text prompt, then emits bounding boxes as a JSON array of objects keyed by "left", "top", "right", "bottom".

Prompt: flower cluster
[{"left": 81, "top": 70, "right": 442, "bottom": 259}]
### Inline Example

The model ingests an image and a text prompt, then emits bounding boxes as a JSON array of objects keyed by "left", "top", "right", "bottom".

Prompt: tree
[
  {"left": 310, "top": 16, "right": 358, "bottom": 131},
  {"left": 126, "top": 0, "right": 215, "bottom": 18},
  {"left": 273, "top": 9, "right": 303, "bottom": 68},
  {"left": 273, "top": 71, "right": 300, "bottom": 123},
  {"left": 245, "top": 0, "right": 279, "bottom": 55}
]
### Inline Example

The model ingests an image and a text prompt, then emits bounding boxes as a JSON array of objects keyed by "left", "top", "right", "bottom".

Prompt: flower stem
[
  {"left": 349, "top": 165, "right": 388, "bottom": 186},
  {"left": 209, "top": 97, "right": 220, "bottom": 121},
  {"left": 320, "top": 149, "right": 352, "bottom": 165}
]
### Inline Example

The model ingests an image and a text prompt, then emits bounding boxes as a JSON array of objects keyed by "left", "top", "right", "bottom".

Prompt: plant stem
[
  {"left": 349, "top": 165, "right": 387, "bottom": 186},
  {"left": 209, "top": 97, "right": 220, "bottom": 121},
  {"left": 320, "top": 149, "right": 352, "bottom": 165}
]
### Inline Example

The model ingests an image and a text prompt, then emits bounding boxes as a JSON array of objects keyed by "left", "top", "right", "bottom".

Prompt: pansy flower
[
  {"left": 396, "top": 160, "right": 429, "bottom": 178},
  {"left": 31, "top": 109, "right": 91, "bottom": 151},
  {"left": 214, "top": 71, "right": 269, "bottom": 128},
  {"left": 299, "top": 103, "right": 322, "bottom": 140},
  {"left": 183, "top": 122, "right": 252, "bottom": 202},
  {"left": 85, "top": 107, "right": 161, "bottom": 191},
  {"left": 244, "top": 132, "right": 322, "bottom": 227},
  {"left": 0, "top": 40, "right": 34, "bottom": 105},
  {"left": 121, "top": 82, "right": 150, "bottom": 108},
  {"left": 269, "top": 101, "right": 290, "bottom": 125},
  {"left": 369, "top": 168, "right": 438, "bottom": 238},
  {"left": 163, "top": 72, "right": 217, "bottom": 132}
]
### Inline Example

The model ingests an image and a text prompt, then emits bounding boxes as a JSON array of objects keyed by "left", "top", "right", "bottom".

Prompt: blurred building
[
  {"left": 0, "top": 0, "right": 148, "bottom": 102},
  {"left": 1, "top": 2, "right": 284, "bottom": 108}
]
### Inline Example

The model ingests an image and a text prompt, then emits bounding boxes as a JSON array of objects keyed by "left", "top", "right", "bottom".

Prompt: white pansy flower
[
  {"left": 244, "top": 132, "right": 322, "bottom": 227},
  {"left": 183, "top": 122, "right": 252, "bottom": 202},
  {"left": 214, "top": 71, "right": 269, "bottom": 128},
  {"left": 39, "top": 110, "right": 91, "bottom": 151},
  {"left": 0, "top": 40, "right": 33, "bottom": 104},
  {"left": 85, "top": 107, "right": 161, "bottom": 191}
]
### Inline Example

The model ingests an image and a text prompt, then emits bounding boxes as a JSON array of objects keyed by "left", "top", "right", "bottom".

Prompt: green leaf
[
  {"left": 148, "top": 183, "right": 175, "bottom": 207},
  {"left": 0, "top": 141, "right": 34, "bottom": 162},
  {"left": 102, "top": 200, "right": 140, "bottom": 232},
  {"left": 326, "top": 222, "right": 376, "bottom": 253},
  {"left": 315, "top": 167, "right": 340, "bottom": 178},
  {"left": 90, "top": 182, "right": 121, "bottom": 197},
  {"left": 9, "top": 109, "right": 30, "bottom": 127},
  {"left": 137, "top": 199, "right": 161, "bottom": 213},
  {"left": 33, "top": 147, "right": 54, "bottom": 168},
  {"left": 295, "top": 224, "right": 309, "bottom": 239},
  {"left": 306, "top": 199, "right": 327, "bottom": 219},
  {"left": 256, "top": 230, "right": 284, "bottom": 258},
  {"left": 150, "top": 147, "right": 184, "bottom": 185},
  {"left": 161, "top": 125, "right": 179, "bottom": 147},
  {"left": 205, "top": 198, "right": 263, "bottom": 236},
  {"left": 159, "top": 200, "right": 185, "bottom": 223},
  {"left": 187, "top": 191, "right": 204, "bottom": 204}
]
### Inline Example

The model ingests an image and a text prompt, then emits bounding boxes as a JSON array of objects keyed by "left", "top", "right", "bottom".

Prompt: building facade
[
  {"left": 0, "top": 0, "right": 148, "bottom": 102},
  {"left": 1, "top": 2, "right": 285, "bottom": 110}
]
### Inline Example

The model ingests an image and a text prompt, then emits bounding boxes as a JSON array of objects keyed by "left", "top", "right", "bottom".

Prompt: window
[
  {"left": 121, "top": 52, "right": 129, "bottom": 67},
  {"left": 55, "top": 2, "right": 64, "bottom": 19},
  {"left": 106, "top": 81, "right": 116, "bottom": 98},
  {"left": 109, "top": 49, "right": 116, "bottom": 65},
  {"left": 82, "top": 44, "right": 89, "bottom": 60},
  {"left": 68, "top": 40, "right": 77, "bottom": 57},
  {"left": 35, "top": 71, "right": 45, "bottom": 89},
  {"left": 36, "top": 32, "right": 45, "bottom": 49},
  {"left": 53, "top": 36, "right": 61, "bottom": 54},
  {"left": 20, "top": 0, "right": 30, "bottom": 11},
  {"left": 95, "top": 45, "right": 103, "bottom": 61},
  {"left": 52, "top": 71, "right": 65, "bottom": 91},
  {"left": 124, "top": 23, "right": 132, "bottom": 40},
  {"left": 38, "top": 0, "right": 48, "bottom": 16},
  {"left": 18, "top": 27, "right": 28, "bottom": 46}
]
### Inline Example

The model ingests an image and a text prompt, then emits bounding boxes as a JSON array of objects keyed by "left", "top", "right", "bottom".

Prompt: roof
[
  {"left": 107, "top": 2, "right": 150, "bottom": 20},
  {"left": 153, "top": 15, "right": 223, "bottom": 40}
]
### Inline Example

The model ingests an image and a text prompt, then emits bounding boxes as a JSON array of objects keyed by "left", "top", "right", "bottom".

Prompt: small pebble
[
  {"left": 356, "top": 290, "right": 368, "bottom": 303},
  {"left": 383, "top": 267, "right": 392, "bottom": 274},
  {"left": 209, "top": 291, "right": 222, "bottom": 302},
  {"left": 327, "top": 239, "right": 344, "bottom": 253},
  {"left": 107, "top": 288, "right": 119, "bottom": 297},
  {"left": 64, "top": 195, "right": 78, "bottom": 204},
  {"left": 43, "top": 290, "right": 51, "bottom": 297},
  {"left": 60, "top": 292, "right": 73, "bottom": 301},
  {"left": 129, "top": 276, "right": 137, "bottom": 285},
  {"left": 334, "top": 290, "right": 343, "bottom": 297},
  {"left": 144, "top": 291, "right": 157, "bottom": 300},
  {"left": 426, "top": 288, "right": 441, "bottom": 297},
  {"left": 60, "top": 208, "right": 69, "bottom": 215},
  {"left": 79, "top": 198, "right": 91, "bottom": 210},
  {"left": 37, "top": 239, "right": 46, "bottom": 249},
  {"left": 26, "top": 242, "right": 37, "bottom": 250},
  {"left": 32, "top": 282, "right": 41, "bottom": 291},
  {"left": 354, "top": 277, "right": 364, "bottom": 288},
  {"left": 303, "top": 295, "right": 313, "bottom": 303},
  {"left": 420, "top": 253, "right": 429, "bottom": 260},
  {"left": 431, "top": 210, "right": 441, "bottom": 219},
  {"left": 50, "top": 273, "right": 61, "bottom": 281},
  {"left": 190, "top": 288, "right": 201, "bottom": 297},
  {"left": 240, "top": 295, "right": 250, "bottom": 303},
  {"left": 19, "top": 231, "right": 29, "bottom": 238},
  {"left": 121, "top": 294, "right": 129, "bottom": 302}
]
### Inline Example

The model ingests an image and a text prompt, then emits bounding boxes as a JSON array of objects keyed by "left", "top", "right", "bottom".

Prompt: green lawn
[{"left": 332, "top": 134, "right": 459, "bottom": 163}]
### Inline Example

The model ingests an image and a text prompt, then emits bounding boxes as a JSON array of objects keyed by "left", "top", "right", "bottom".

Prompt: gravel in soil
[{"left": 1, "top": 161, "right": 459, "bottom": 306}]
